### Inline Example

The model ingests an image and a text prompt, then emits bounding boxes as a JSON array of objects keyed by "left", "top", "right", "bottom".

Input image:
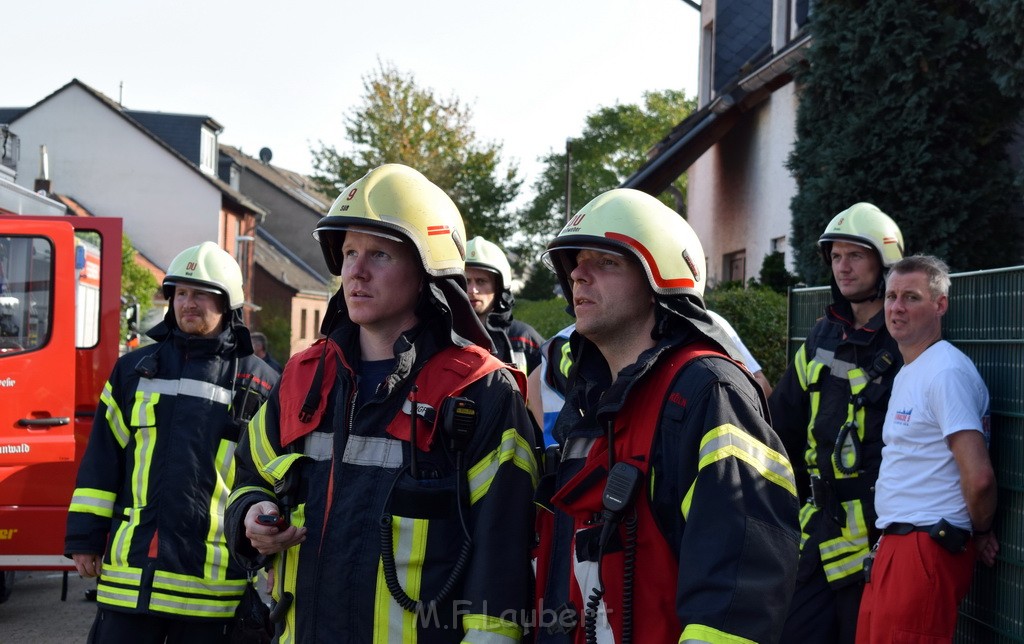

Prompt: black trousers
[
  {"left": 87, "top": 606, "right": 232, "bottom": 644},
  {"left": 779, "top": 547, "right": 864, "bottom": 644}
]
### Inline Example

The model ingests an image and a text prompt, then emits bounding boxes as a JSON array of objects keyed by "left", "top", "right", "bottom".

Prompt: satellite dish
[{"left": 258, "top": 147, "right": 273, "bottom": 163}]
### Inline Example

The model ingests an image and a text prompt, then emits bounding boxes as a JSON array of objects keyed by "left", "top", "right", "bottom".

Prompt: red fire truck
[{"left": 0, "top": 214, "right": 123, "bottom": 602}]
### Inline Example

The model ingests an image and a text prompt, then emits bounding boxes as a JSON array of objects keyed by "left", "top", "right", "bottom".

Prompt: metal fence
[{"left": 785, "top": 265, "right": 1024, "bottom": 642}]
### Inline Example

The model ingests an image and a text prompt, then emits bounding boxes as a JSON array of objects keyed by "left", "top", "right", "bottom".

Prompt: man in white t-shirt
[{"left": 856, "top": 255, "right": 998, "bottom": 643}]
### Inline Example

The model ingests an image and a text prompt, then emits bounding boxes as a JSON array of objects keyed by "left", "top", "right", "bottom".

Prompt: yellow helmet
[
  {"left": 818, "top": 202, "right": 904, "bottom": 267},
  {"left": 543, "top": 188, "right": 705, "bottom": 301},
  {"left": 313, "top": 164, "right": 467, "bottom": 277},
  {"left": 162, "top": 241, "right": 244, "bottom": 310},
  {"left": 465, "top": 236, "right": 512, "bottom": 292}
]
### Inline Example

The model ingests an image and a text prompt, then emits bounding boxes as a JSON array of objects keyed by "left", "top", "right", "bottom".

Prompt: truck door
[{"left": 0, "top": 218, "right": 76, "bottom": 568}]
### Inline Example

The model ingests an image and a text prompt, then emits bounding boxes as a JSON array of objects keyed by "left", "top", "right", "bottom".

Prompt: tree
[
  {"left": 515, "top": 89, "right": 696, "bottom": 277},
  {"left": 121, "top": 233, "right": 158, "bottom": 339},
  {"left": 787, "top": 1, "right": 1024, "bottom": 283},
  {"left": 310, "top": 61, "right": 522, "bottom": 242}
]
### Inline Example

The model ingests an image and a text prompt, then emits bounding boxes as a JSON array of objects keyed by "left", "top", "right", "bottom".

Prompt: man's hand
[
  {"left": 72, "top": 553, "right": 103, "bottom": 578},
  {"left": 244, "top": 502, "right": 306, "bottom": 556},
  {"left": 975, "top": 532, "right": 999, "bottom": 567}
]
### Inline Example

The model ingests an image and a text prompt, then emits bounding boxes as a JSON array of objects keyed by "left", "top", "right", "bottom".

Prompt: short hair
[
  {"left": 887, "top": 254, "right": 950, "bottom": 298},
  {"left": 250, "top": 332, "right": 268, "bottom": 350}
]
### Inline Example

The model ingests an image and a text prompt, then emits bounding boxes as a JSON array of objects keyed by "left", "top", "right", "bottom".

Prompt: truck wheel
[{"left": 0, "top": 570, "right": 15, "bottom": 603}]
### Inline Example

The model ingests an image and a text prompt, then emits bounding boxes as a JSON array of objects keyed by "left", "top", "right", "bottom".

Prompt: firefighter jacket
[
  {"left": 226, "top": 319, "right": 539, "bottom": 643},
  {"left": 483, "top": 308, "right": 544, "bottom": 374},
  {"left": 64, "top": 325, "right": 279, "bottom": 620},
  {"left": 535, "top": 328, "right": 801, "bottom": 644},
  {"left": 768, "top": 302, "right": 901, "bottom": 588}
]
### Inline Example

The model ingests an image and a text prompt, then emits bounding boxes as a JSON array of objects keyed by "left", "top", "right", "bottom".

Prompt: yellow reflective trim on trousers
[
  {"left": 463, "top": 614, "right": 523, "bottom": 640},
  {"left": 373, "top": 516, "right": 428, "bottom": 642},
  {"left": 698, "top": 425, "right": 797, "bottom": 498},
  {"left": 69, "top": 487, "right": 117, "bottom": 517},
  {"left": 468, "top": 429, "right": 539, "bottom": 505},
  {"left": 559, "top": 340, "right": 573, "bottom": 377},
  {"left": 203, "top": 439, "right": 235, "bottom": 580},
  {"left": 101, "top": 381, "right": 131, "bottom": 448},
  {"left": 819, "top": 498, "right": 869, "bottom": 582},
  {"left": 680, "top": 623, "right": 756, "bottom": 643}
]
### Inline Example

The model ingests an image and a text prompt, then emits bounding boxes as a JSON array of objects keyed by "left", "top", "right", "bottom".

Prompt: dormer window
[{"left": 199, "top": 127, "right": 217, "bottom": 175}]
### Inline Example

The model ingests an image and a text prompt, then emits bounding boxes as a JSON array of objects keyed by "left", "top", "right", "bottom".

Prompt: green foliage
[
  {"left": 787, "top": 0, "right": 1024, "bottom": 283},
  {"left": 258, "top": 315, "right": 292, "bottom": 361},
  {"left": 121, "top": 233, "right": 158, "bottom": 338},
  {"left": 513, "top": 89, "right": 696, "bottom": 275},
  {"left": 705, "top": 285, "right": 788, "bottom": 385},
  {"left": 513, "top": 298, "right": 573, "bottom": 340},
  {"left": 518, "top": 264, "right": 559, "bottom": 301},
  {"left": 758, "top": 251, "right": 800, "bottom": 294},
  {"left": 309, "top": 60, "right": 522, "bottom": 243}
]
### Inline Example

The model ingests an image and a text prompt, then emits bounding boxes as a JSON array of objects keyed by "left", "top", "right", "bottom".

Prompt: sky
[{"left": 6, "top": 0, "right": 700, "bottom": 199}]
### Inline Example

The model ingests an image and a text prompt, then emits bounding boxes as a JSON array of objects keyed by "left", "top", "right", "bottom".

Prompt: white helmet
[
  {"left": 543, "top": 189, "right": 705, "bottom": 308},
  {"left": 818, "top": 202, "right": 904, "bottom": 267},
  {"left": 313, "top": 164, "right": 466, "bottom": 277},
  {"left": 162, "top": 242, "right": 245, "bottom": 310},
  {"left": 465, "top": 236, "right": 513, "bottom": 293}
]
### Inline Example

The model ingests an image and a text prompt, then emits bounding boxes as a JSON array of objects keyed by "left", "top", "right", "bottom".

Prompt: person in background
[
  {"left": 534, "top": 188, "right": 799, "bottom": 643},
  {"left": 225, "top": 164, "right": 537, "bottom": 642},
  {"left": 250, "top": 331, "right": 283, "bottom": 373},
  {"left": 65, "top": 242, "right": 279, "bottom": 643},
  {"left": 527, "top": 323, "right": 574, "bottom": 446},
  {"left": 464, "top": 236, "right": 544, "bottom": 373},
  {"left": 771, "top": 203, "right": 905, "bottom": 644},
  {"left": 856, "top": 255, "right": 997, "bottom": 643},
  {"left": 706, "top": 309, "right": 773, "bottom": 397}
]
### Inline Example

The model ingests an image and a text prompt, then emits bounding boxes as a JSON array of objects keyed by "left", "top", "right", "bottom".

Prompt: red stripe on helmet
[
  {"left": 427, "top": 225, "right": 451, "bottom": 236},
  {"left": 606, "top": 231, "right": 696, "bottom": 290}
]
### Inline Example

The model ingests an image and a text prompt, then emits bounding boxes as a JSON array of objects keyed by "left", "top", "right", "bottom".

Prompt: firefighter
[
  {"left": 464, "top": 236, "right": 544, "bottom": 373},
  {"left": 534, "top": 189, "right": 800, "bottom": 643},
  {"left": 771, "top": 203, "right": 905, "bottom": 644},
  {"left": 65, "top": 241, "right": 279, "bottom": 643},
  {"left": 225, "top": 164, "right": 538, "bottom": 642}
]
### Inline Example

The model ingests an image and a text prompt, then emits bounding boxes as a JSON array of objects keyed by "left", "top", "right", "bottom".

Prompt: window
[
  {"left": 300, "top": 308, "right": 308, "bottom": 339},
  {"left": 771, "top": 236, "right": 787, "bottom": 254},
  {"left": 74, "top": 232, "right": 103, "bottom": 348},
  {"left": 313, "top": 309, "right": 321, "bottom": 337},
  {"left": 0, "top": 236, "right": 54, "bottom": 355},
  {"left": 200, "top": 127, "right": 217, "bottom": 175},
  {"left": 723, "top": 250, "right": 747, "bottom": 283}
]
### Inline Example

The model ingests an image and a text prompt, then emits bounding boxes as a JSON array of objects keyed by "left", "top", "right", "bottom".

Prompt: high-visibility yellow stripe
[
  {"left": 69, "top": 488, "right": 117, "bottom": 517},
  {"left": 698, "top": 425, "right": 796, "bottom": 497},
  {"left": 153, "top": 570, "right": 246, "bottom": 595},
  {"left": 204, "top": 439, "right": 235, "bottom": 580},
  {"left": 559, "top": 340, "right": 573, "bottom": 377},
  {"left": 467, "top": 429, "right": 538, "bottom": 504},
  {"left": 110, "top": 418, "right": 156, "bottom": 567},
  {"left": 681, "top": 479, "right": 696, "bottom": 521},
  {"left": 149, "top": 591, "right": 238, "bottom": 618},
  {"left": 794, "top": 345, "right": 809, "bottom": 391},
  {"left": 680, "top": 623, "right": 756, "bottom": 643},
  {"left": 96, "top": 582, "right": 140, "bottom": 609},
  {"left": 463, "top": 614, "right": 522, "bottom": 640},
  {"left": 101, "top": 381, "right": 131, "bottom": 448},
  {"left": 373, "top": 556, "right": 393, "bottom": 644}
]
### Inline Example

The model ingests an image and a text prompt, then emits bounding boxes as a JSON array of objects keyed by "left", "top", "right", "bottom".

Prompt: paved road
[{"left": 1, "top": 570, "right": 97, "bottom": 642}]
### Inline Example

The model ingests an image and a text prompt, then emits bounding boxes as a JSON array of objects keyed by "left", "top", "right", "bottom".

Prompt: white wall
[
  {"left": 688, "top": 84, "right": 799, "bottom": 285},
  {"left": 12, "top": 84, "right": 221, "bottom": 269}
]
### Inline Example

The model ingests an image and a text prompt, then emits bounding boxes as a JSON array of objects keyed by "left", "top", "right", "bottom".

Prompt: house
[
  {"left": 218, "top": 144, "right": 332, "bottom": 356},
  {"left": 0, "top": 78, "right": 266, "bottom": 323},
  {"left": 623, "top": 0, "right": 811, "bottom": 284}
]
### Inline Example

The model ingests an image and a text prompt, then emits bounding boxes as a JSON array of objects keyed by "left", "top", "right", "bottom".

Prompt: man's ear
[{"left": 935, "top": 293, "right": 949, "bottom": 317}]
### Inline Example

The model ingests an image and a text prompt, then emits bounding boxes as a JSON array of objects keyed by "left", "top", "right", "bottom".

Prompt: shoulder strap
[{"left": 386, "top": 345, "right": 524, "bottom": 451}]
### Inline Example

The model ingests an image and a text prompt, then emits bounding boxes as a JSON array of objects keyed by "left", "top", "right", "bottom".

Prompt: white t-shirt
[
  {"left": 874, "top": 341, "right": 989, "bottom": 530},
  {"left": 707, "top": 310, "right": 762, "bottom": 373}
]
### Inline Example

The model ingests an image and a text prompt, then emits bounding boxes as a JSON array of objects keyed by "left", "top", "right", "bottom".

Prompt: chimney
[{"left": 34, "top": 145, "right": 51, "bottom": 194}]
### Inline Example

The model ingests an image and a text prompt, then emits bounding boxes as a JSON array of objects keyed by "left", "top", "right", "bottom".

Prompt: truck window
[
  {"left": 74, "top": 231, "right": 103, "bottom": 349},
  {"left": 0, "top": 235, "right": 54, "bottom": 355}
]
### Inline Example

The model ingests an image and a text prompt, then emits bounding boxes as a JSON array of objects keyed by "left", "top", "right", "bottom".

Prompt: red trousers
[{"left": 856, "top": 531, "right": 976, "bottom": 643}]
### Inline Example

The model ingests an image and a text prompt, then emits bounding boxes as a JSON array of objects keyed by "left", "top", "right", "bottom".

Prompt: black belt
[{"left": 882, "top": 522, "right": 932, "bottom": 535}]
